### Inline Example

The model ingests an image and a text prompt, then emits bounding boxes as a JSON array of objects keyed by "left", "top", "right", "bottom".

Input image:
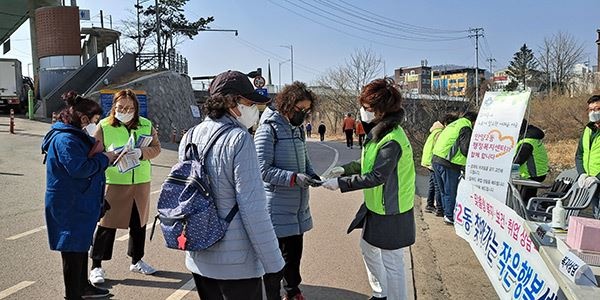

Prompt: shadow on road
[
  {"left": 299, "top": 284, "right": 369, "bottom": 299},
  {"left": 100, "top": 271, "right": 192, "bottom": 290}
]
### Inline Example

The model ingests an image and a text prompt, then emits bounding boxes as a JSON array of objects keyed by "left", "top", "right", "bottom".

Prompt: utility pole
[
  {"left": 280, "top": 45, "right": 293, "bottom": 82},
  {"left": 486, "top": 57, "right": 496, "bottom": 90},
  {"left": 469, "top": 28, "right": 484, "bottom": 106},
  {"left": 278, "top": 59, "right": 291, "bottom": 92},
  {"left": 136, "top": 0, "right": 142, "bottom": 54},
  {"left": 155, "top": 0, "right": 162, "bottom": 68}
]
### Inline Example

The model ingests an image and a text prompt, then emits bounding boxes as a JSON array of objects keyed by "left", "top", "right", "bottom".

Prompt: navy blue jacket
[{"left": 42, "top": 122, "right": 109, "bottom": 252}]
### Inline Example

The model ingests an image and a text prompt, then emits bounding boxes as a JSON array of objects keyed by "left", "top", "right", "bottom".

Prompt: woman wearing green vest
[
  {"left": 322, "top": 79, "right": 415, "bottom": 300},
  {"left": 421, "top": 114, "right": 457, "bottom": 216},
  {"left": 431, "top": 111, "right": 477, "bottom": 225},
  {"left": 513, "top": 120, "right": 549, "bottom": 203},
  {"left": 89, "top": 89, "right": 162, "bottom": 284},
  {"left": 575, "top": 94, "right": 600, "bottom": 217}
]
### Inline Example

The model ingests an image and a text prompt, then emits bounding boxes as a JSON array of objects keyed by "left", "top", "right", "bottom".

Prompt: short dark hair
[
  {"left": 587, "top": 95, "right": 600, "bottom": 104},
  {"left": 275, "top": 81, "right": 316, "bottom": 116},
  {"left": 358, "top": 78, "right": 403, "bottom": 115},
  {"left": 462, "top": 111, "right": 478, "bottom": 122},
  {"left": 203, "top": 94, "right": 238, "bottom": 120},
  {"left": 58, "top": 91, "right": 102, "bottom": 128},
  {"left": 442, "top": 113, "right": 458, "bottom": 125}
]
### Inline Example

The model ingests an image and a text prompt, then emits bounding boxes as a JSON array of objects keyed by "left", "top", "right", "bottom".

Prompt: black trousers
[
  {"left": 344, "top": 129, "right": 354, "bottom": 147},
  {"left": 61, "top": 251, "right": 88, "bottom": 300},
  {"left": 192, "top": 273, "right": 262, "bottom": 300},
  {"left": 264, "top": 234, "right": 304, "bottom": 300},
  {"left": 358, "top": 134, "right": 365, "bottom": 148},
  {"left": 306, "top": 130, "right": 311, "bottom": 138},
  {"left": 90, "top": 202, "right": 146, "bottom": 264},
  {"left": 319, "top": 133, "right": 325, "bottom": 141}
]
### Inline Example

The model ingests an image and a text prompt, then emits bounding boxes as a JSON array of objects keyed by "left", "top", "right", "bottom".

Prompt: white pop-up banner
[{"left": 464, "top": 90, "right": 531, "bottom": 201}]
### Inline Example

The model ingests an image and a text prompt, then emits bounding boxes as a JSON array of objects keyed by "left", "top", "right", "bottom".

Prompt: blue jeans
[
  {"left": 426, "top": 170, "right": 443, "bottom": 213},
  {"left": 432, "top": 162, "right": 461, "bottom": 220}
]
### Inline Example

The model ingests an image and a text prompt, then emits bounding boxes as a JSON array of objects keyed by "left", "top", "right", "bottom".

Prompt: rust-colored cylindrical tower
[{"left": 35, "top": 6, "right": 81, "bottom": 100}]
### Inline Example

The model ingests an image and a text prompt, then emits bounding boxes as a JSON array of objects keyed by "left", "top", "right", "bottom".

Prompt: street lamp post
[
  {"left": 278, "top": 59, "right": 291, "bottom": 92},
  {"left": 280, "top": 45, "right": 293, "bottom": 82}
]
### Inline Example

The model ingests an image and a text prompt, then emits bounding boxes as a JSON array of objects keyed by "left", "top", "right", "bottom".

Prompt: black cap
[{"left": 209, "top": 70, "right": 270, "bottom": 103}]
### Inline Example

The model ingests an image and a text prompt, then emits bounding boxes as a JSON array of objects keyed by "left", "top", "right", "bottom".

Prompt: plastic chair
[
  {"left": 526, "top": 181, "right": 599, "bottom": 222},
  {"left": 538, "top": 168, "right": 578, "bottom": 198},
  {"left": 507, "top": 182, "right": 530, "bottom": 220}
]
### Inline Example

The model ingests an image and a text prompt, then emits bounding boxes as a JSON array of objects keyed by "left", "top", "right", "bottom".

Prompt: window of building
[{"left": 458, "top": 78, "right": 465, "bottom": 83}]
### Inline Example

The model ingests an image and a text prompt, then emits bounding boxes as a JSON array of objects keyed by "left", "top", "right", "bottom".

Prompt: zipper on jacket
[{"left": 291, "top": 127, "right": 304, "bottom": 227}]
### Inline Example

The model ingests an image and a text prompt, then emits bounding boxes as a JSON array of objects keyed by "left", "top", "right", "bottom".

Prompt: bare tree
[
  {"left": 538, "top": 31, "right": 586, "bottom": 94},
  {"left": 314, "top": 48, "right": 382, "bottom": 133}
]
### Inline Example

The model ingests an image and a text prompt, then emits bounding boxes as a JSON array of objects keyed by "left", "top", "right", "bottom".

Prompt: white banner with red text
[
  {"left": 455, "top": 180, "right": 560, "bottom": 299},
  {"left": 465, "top": 90, "right": 530, "bottom": 201}
]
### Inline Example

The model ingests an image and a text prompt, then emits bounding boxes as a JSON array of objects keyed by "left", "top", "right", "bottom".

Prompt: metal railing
[{"left": 136, "top": 50, "right": 188, "bottom": 75}]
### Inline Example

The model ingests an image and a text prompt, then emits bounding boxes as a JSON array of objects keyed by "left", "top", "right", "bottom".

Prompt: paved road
[{"left": 0, "top": 116, "right": 373, "bottom": 299}]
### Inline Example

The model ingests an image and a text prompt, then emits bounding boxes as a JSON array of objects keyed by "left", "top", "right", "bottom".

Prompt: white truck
[{"left": 0, "top": 58, "right": 26, "bottom": 113}]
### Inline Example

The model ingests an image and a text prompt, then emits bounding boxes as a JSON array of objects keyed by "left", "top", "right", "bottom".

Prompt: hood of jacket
[
  {"left": 523, "top": 124, "right": 545, "bottom": 140},
  {"left": 430, "top": 121, "right": 444, "bottom": 133},
  {"left": 369, "top": 109, "right": 406, "bottom": 142},
  {"left": 259, "top": 105, "right": 293, "bottom": 127},
  {"left": 42, "top": 122, "right": 94, "bottom": 153}
]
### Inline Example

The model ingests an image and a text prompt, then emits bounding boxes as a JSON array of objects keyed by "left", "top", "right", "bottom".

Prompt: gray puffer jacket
[
  {"left": 254, "top": 106, "right": 317, "bottom": 237},
  {"left": 178, "top": 115, "right": 284, "bottom": 280}
]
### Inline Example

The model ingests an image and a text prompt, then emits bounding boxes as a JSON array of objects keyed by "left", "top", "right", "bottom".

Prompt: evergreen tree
[{"left": 506, "top": 44, "right": 538, "bottom": 88}]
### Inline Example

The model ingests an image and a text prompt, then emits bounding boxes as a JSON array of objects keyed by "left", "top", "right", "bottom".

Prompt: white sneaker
[
  {"left": 89, "top": 267, "right": 105, "bottom": 284},
  {"left": 129, "top": 260, "right": 156, "bottom": 275}
]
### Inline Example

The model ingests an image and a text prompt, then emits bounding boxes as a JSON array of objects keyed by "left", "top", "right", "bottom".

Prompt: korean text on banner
[
  {"left": 455, "top": 180, "right": 561, "bottom": 300},
  {"left": 465, "top": 90, "right": 531, "bottom": 201}
]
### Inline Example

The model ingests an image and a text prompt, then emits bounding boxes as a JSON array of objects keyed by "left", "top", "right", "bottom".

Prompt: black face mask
[{"left": 290, "top": 110, "right": 306, "bottom": 126}]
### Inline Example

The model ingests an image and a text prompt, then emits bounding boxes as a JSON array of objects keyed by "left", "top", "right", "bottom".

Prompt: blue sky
[{"left": 2, "top": 0, "right": 599, "bottom": 85}]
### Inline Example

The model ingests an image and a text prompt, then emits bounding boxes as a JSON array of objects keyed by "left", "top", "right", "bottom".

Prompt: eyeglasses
[
  {"left": 294, "top": 105, "right": 310, "bottom": 114},
  {"left": 115, "top": 105, "right": 135, "bottom": 113}
]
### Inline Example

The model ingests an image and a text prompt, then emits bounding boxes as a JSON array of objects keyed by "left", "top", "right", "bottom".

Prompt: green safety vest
[
  {"left": 420, "top": 127, "right": 443, "bottom": 168},
  {"left": 582, "top": 126, "right": 600, "bottom": 176},
  {"left": 100, "top": 116, "right": 153, "bottom": 185},
  {"left": 432, "top": 118, "right": 472, "bottom": 166},
  {"left": 516, "top": 138, "right": 549, "bottom": 178},
  {"left": 361, "top": 126, "right": 415, "bottom": 215}
]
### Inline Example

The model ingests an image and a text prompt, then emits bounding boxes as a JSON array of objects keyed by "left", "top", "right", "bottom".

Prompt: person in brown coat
[{"left": 88, "top": 89, "right": 162, "bottom": 285}]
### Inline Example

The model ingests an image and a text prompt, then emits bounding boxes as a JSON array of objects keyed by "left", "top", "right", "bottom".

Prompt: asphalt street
[{"left": 0, "top": 116, "right": 379, "bottom": 300}]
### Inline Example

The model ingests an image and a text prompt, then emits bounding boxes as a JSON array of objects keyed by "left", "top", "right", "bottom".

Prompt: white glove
[
  {"left": 583, "top": 176, "right": 600, "bottom": 188},
  {"left": 130, "top": 148, "right": 143, "bottom": 159},
  {"left": 322, "top": 166, "right": 345, "bottom": 179},
  {"left": 577, "top": 174, "right": 589, "bottom": 187},
  {"left": 322, "top": 178, "right": 340, "bottom": 191}
]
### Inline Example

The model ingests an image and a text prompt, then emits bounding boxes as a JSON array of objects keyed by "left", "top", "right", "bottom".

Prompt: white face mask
[
  {"left": 115, "top": 112, "right": 134, "bottom": 124},
  {"left": 360, "top": 107, "right": 376, "bottom": 123},
  {"left": 233, "top": 103, "right": 259, "bottom": 129},
  {"left": 84, "top": 123, "right": 97, "bottom": 136},
  {"left": 589, "top": 111, "right": 600, "bottom": 123}
]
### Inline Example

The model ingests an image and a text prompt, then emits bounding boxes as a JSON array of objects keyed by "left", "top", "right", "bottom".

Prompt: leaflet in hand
[
  {"left": 136, "top": 134, "right": 153, "bottom": 148},
  {"left": 109, "top": 134, "right": 140, "bottom": 173}
]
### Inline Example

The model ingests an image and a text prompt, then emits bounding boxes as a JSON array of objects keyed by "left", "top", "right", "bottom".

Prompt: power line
[
  {"left": 334, "top": 0, "right": 468, "bottom": 34},
  {"left": 232, "top": 36, "right": 323, "bottom": 76},
  {"left": 314, "top": 0, "right": 468, "bottom": 37},
  {"left": 267, "top": 0, "right": 469, "bottom": 52},
  {"left": 285, "top": 0, "right": 468, "bottom": 42}
]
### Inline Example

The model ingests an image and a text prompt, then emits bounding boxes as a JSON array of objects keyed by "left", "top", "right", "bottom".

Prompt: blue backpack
[{"left": 150, "top": 124, "right": 238, "bottom": 251}]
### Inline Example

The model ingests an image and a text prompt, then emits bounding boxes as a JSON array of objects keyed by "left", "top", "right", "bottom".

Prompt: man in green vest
[
  {"left": 575, "top": 94, "right": 600, "bottom": 217},
  {"left": 431, "top": 111, "right": 477, "bottom": 225},
  {"left": 513, "top": 120, "right": 549, "bottom": 203},
  {"left": 421, "top": 113, "right": 457, "bottom": 216}
]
